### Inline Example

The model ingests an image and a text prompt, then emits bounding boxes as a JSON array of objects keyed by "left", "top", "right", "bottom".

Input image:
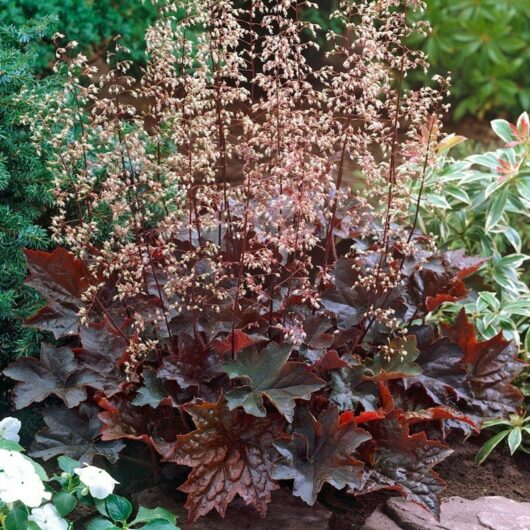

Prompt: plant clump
[{"left": 3, "top": 0, "right": 525, "bottom": 522}]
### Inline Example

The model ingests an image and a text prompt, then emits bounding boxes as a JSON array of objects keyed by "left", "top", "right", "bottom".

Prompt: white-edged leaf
[
  {"left": 491, "top": 119, "right": 514, "bottom": 143},
  {"left": 508, "top": 427, "right": 523, "bottom": 455},
  {"left": 485, "top": 189, "right": 508, "bottom": 231}
]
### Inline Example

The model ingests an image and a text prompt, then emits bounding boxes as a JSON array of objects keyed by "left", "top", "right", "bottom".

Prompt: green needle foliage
[
  {"left": 0, "top": 19, "right": 61, "bottom": 418},
  {"left": 1, "top": 0, "right": 158, "bottom": 73}
]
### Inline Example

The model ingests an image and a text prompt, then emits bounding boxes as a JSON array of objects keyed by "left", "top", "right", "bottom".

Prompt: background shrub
[
  {"left": 0, "top": 0, "right": 157, "bottom": 72},
  {"left": 0, "top": 19, "right": 58, "bottom": 425},
  {"left": 409, "top": 0, "right": 530, "bottom": 120}
]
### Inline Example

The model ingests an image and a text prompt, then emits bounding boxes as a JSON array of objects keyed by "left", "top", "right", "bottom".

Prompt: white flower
[
  {"left": 0, "top": 450, "right": 51, "bottom": 507},
  {"left": 74, "top": 465, "right": 119, "bottom": 499},
  {"left": 29, "top": 504, "right": 69, "bottom": 530},
  {"left": 0, "top": 417, "right": 21, "bottom": 443}
]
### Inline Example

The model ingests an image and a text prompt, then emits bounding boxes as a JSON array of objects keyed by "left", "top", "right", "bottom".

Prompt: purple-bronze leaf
[
  {"left": 273, "top": 407, "right": 370, "bottom": 505},
  {"left": 3, "top": 343, "right": 98, "bottom": 409}
]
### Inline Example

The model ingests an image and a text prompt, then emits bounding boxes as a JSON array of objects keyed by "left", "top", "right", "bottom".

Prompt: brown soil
[{"left": 326, "top": 435, "right": 530, "bottom": 530}]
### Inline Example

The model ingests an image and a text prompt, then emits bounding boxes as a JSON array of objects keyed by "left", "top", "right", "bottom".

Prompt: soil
[{"left": 325, "top": 434, "right": 530, "bottom": 530}]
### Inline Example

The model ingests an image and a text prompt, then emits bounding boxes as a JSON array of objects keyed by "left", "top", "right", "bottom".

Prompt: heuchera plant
[{"left": 4, "top": 0, "right": 526, "bottom": 522}]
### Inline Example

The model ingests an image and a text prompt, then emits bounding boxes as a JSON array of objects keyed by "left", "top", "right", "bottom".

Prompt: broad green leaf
[
  {"left": 132, "top": 368, "right": 169, "bottom": 408},
  {"left": 0, "top": 439, "right": 24, "bottom": 451},
  {"left": 58, "top": 455, "right": 82, "bottom": 474},
  {"left": 367, "top": 336, "right": 421, "bottom": 380},
  {"left": 428, "top": 194, "right": 452, "bottom": 209},
  {"left": 476, "top": 430, "right": 510, "bottom": 464},
  {"left": 131, "top": 507, "right": 177, "bottom": 525},
  {"left": 491, "top": 119, "right": 514, "bottom": 143},
  {"left": 467, "top": 153, "right": 501, "bottom": 170},
  {"left": 140, "top": 521, "right": 180, "bottom": 530},
  {"left": 516, "top": 112, "right": 529, "bottom": 130},
  {"left": 54, "top": 491, "right": 77, "bottom": 517},
  {"left": 508, "top": 427, "right": 523, "bottom": 455},
  {"left": 86, "top": 517, "right": 120, "bottom": 530},
  {"left": 484, "top": 178, "right": 506, "bottom": 200},
  {"left": 223, "top": 342, "right": 325, "bottom": 422},
  {"left": 504, "top": 227, "right": 522, "bottom": 252},
  {"left": 5, "top": 504, "right": 28, "bottom": 530},
  {"left": 503, "top": 300, "right": 530, "bottom": 317},
  {"left": 105, "top": 495, "right": 132, "bottom": 522}
]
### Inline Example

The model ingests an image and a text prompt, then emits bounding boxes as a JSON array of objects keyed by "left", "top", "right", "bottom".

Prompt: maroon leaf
[
  {"left": 3, "top": 344, "right": 98, "bottom": 409},
  {"left": 313, "top": 350, "right": 350, "bottom": 374},
  {"left": 405, "top": 329, "right": 468, "bottom": 405},
  {"left": 98, "top": 396, "right": 180, "bottom": 450},
  {"left": 441, "top": 309, "right": 525, "bottom": 421},
  {"left": 356, "top": 410, "right": 452, "bottom": 518},
  {"left": 30, "top": 404, "right": 125, "bottom": 463},
  {"left": 158, "top": 333, "right": 222, "bottom": 389},
  {"left": 273, "top": 407, "right": 370, "bottom": 505},
  {"left": 211, "top": 330, "right": 260, "bottom": 354},
  {"left": 76, "top": 319, "right": 128, "bottom": 396},
  {"left": 404, "top": 406, "right": 477, "bottom": 430},
  {"left": 24, "top": 248, "right": 90, "bottom": 338},
  {"left": 155, "top": 398, "right": 282, "bottom": 522}
]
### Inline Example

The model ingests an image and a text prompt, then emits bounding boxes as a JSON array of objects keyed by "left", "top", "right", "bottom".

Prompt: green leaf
[
  {"left": 504, "top": 227, "right": 522, "bottom": 253},
  {"left": 475, "top": 430, "right": 509, "bottom": 465},
  {"left": 54, "top": 491, "right": 77, "bottom": 517},
  {"left": 0, "top": 439, "right": 24, "bottom": 451},
  {"left": 498, "top": 254, "right": 529, "bottom": 269},
  {"left": 131, "top": 507, "right": 177, "bottom": 525},
  {"left": 508, "top": 427, "right": 523, "bottom": 455},
  {"left": 482, "top": 418, "right": 512, "bottom": 429},
  {"left": 516, "top": 176, "right": 530, "bottom": 198},
  {"left": 104, "top": 494, "right": 133, "bottom": 522},
  {"left": 223, "top": 342, "right": 325, "bottom": 422},
  {"left": 5, "top": 504, "right": 28, "bottom": 530},
  {"left": 367, "top": 335, "right": 421, "bottom": 380},
  {"left": 86, "top": 517, "right": 120, "bottom": 530},
  {"left": 132, "top": 368, "right": 169, "bottom": 408},
  {"left": 491, "top": 119, "right": 514, "bottom": 143},
  {"left": 478, "top": 292, "right": 500, "bottom": 311},
  {"left": 485, "top": 189, "right": 508, "bottom": 231},
  {"left": 428, "top": 194, "right": 452, "bottom": 209},
  {"left": 140, "top": 521, "right": 180, "bottom": 530},
  {"left": 58, "top": 455, "right": 82, "bottom": 474},
  {"left": 445, "top": 185, "right": 471, "bottom": 204}
]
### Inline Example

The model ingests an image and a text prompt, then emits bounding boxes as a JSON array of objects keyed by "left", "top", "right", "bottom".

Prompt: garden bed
[{"left": 329, "top": 435, "right": 530, "bottom": 529}]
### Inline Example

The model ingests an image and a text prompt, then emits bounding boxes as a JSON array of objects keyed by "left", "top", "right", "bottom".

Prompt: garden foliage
[
  {"left": 414, "top": 114, "right": 530, "bottom": 357},
  {"left": 0, "top": 19, "right": 61, "bottom": 422},
  {"left": 1, "top": 0, "right": 157, "bottom": 72},
  {"left": 410, "top": 0, "right": 530, "bottom": 119},
  {"left": 0, "top": 417, "right": 180, "bottom": 530},
  {"left": 2, "top": 0, "right": 526, "bottom": 523}
]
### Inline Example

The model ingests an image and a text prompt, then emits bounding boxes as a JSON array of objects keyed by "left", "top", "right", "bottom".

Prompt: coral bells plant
[{"left": 4, "top": 0, "right": 526, "bottom": 522}]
